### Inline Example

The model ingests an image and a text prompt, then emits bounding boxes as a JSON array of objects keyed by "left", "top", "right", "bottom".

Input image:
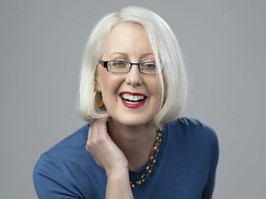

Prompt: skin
[{"left": 86, "top": 22, "right": 161, "bottom": 199}]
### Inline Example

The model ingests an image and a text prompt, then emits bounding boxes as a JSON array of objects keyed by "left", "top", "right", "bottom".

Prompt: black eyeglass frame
[{"left": 99, "top": 60, "right": 162, "bottom": 74}]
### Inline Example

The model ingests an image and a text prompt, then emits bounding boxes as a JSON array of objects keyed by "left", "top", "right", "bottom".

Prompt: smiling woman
[
  {"left": 33, "top": 6, "right": 219, "bottom": 199},
  {"left": 95, "top": 22, "right": 162, "bottom": 127},
  {"left": 78, "top": 7, "right": 187, "bottom": 127}
]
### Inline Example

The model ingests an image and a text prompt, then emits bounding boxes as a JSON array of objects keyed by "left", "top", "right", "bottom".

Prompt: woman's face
[{"left": 95, "top": 22, "right": 161, "bottom": 127}]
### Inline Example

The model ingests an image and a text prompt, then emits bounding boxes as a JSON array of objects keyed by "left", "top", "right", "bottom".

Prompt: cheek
[
  {"left": 96, "top": 68, "right": 113, "bottom": 91},
  {"left": 151, "top": 78, "right": 162, "bottom": 97},
  {"left": 98, "top": 76, "right": 123, "bottom": 101}
]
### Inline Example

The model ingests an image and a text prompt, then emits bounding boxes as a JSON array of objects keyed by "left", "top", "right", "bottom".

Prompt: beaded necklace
[{"left": 130, "top": 129, "right": 162, "bottom": 188}]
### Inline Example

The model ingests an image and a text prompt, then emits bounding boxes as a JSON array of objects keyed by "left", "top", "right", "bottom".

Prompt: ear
[
  {"left": 94, "top": 69, "right": 101, "bottom": 91},
  {"left": 95, "top": 80, "right": 101, "bottom": 91}
]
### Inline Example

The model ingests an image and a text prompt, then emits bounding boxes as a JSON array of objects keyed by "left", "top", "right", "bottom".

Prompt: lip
[{"left": 119, "top": 91, "right": 147, "bottom": 109}]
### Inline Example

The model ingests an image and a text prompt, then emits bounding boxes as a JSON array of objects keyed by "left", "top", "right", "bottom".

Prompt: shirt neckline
[{"left": 129, "top": 125, "right": 168, "bottom": 182}]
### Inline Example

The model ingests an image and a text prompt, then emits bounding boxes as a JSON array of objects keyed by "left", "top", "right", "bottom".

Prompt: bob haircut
[{"left": 78, "top": 6, "right": 187, "bottom": 127}]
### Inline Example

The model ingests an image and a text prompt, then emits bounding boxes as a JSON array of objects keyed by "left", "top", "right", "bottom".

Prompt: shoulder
[
  {"left": 165, "top": 117, "right": 219, "bottom": 154},
  {"left": 34, "top": 124, "right": 90, "bottom": 174},
  {"left": 45, "top": 124, "right": 89, "bottom": 159},
  {"left": 33, "top": 124, "right": 102, "bottom": 197},
  {"left": 35, "top": 124, "right": 90, "bottom": 167},
  {"left": 167, "top": 117, "right": 215, "bottom": 131},
  {"left": 166, "top": 117, "right": 218, "bottom": 141}
]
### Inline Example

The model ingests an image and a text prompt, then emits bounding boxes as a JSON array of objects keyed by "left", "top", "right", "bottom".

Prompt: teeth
[{"left": 121, "top": 94, "right": 145, "bottom": 102}]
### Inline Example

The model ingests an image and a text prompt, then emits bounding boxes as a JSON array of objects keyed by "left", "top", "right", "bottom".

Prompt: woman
[{"left": 33, "top": 6, "right": 219, "bottom": 199}]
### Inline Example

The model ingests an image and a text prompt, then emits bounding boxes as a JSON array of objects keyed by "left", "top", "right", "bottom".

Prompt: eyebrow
[{"left": 109, "top": 52, "right": 154, "bottom": 59}]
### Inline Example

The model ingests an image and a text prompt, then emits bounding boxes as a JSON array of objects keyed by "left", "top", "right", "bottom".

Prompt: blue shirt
[{"left": 33, "top": 118, "right": 219, "bottom": 199}]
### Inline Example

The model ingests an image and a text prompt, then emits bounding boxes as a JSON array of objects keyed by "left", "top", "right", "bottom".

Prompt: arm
[
  {"left": 33, "top": 155, "right": 80, "bottom": 199},
  {"left": 106, "top": 168, "right": 133, "bottom": 199},
  {"left": 86, "top": 119, "right": 134, "bottom": 199},
  {"left": 202, "top": 125, "right": 219, "bottom": 199}
]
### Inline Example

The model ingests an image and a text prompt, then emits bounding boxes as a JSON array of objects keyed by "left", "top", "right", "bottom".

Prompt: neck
[{"left": 107, "top": 119, "right": 157, "bottom": 171}]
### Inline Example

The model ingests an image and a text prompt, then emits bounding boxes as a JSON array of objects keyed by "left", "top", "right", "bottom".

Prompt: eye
[
  {"left": 142, "top": 62, "right": 156, "bottom": 69},
  {"left": 111, "top": 60, "right": 128, "bottom": 68}
]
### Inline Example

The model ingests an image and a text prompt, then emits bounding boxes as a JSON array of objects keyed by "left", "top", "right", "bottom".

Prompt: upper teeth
[{"left": 121, "top": 94, "right": 145, "bottom": 101}]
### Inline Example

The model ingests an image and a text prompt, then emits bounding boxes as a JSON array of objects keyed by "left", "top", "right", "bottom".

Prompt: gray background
[{"left": 0, "top": 0, "right": 265, "bottom": 198}]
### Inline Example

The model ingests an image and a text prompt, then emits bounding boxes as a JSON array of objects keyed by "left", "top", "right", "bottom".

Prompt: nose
[{"left": 125, "top": 64, "right": 143, "bottom": 87}]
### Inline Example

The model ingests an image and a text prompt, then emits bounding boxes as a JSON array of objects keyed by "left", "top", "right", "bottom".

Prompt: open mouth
[
  {"left": 121, "top": 93, "right": 146, "bottom": 102},
  {"left": 120, "top": 92, "right": 147, "bottom": 106}
]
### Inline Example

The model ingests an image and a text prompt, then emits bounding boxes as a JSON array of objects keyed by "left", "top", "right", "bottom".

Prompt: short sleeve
[
  {"left": 202, "top": 126, "right": 219, "bottom": 199},
  {"left": 33, "top": 154, "right": 82, "bottom": 199}
]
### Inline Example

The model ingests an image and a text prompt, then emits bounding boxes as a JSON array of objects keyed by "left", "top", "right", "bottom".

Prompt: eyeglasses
[{"left": 99, "top": 59, "right": 160, "bottom": 74}]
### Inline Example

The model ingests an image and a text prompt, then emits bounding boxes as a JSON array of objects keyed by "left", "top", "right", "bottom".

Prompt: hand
[
  {"left": 86, "top": 118, "right": 129, "bottom": 176},
  {"left": 86, "top": 119, "right": 134, "bottom": 199}
]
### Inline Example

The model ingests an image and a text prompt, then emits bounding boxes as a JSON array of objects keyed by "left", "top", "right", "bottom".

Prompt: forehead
[
  {"left": 102, "top": 22, "right": 153, "bottom": 58},
  {"left": 107, "top": 22, "right": 147, "bottom": 43}
]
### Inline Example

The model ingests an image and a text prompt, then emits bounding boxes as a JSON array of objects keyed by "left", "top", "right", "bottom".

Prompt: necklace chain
[{"left": 130, "top": 129, "right": 162, "bottom": 188}]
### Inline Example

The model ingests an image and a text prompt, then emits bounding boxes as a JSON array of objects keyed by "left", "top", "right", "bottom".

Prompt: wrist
[
  {"left": 106, "top": 167, "right": 133, "bottom": 199},
  {"left": 106, "top": 165, "right": 129, "bottom": 178}
]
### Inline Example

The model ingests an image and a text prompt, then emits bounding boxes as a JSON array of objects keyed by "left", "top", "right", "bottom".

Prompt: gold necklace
[{"left": 130, "top": 129, "right": 162, "bottom": 188}]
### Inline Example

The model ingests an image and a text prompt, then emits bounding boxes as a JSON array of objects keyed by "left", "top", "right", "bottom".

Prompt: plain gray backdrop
[{"left": 0, "top": 0, "right": 265, "bottom": 198}]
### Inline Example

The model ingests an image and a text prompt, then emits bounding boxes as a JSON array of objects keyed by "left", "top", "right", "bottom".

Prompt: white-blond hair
[{"left": 78, "top": 6, "right": 187, "bottom": 127}]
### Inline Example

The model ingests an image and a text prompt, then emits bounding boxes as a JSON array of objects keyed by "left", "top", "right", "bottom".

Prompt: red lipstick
[{"left": 120, "top": 92, "right": 147, "bottom": 109}]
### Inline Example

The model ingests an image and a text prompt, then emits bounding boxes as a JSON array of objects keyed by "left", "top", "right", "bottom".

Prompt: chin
[{"left": 111, "top": 117, "right": 154, "bottom": 127}]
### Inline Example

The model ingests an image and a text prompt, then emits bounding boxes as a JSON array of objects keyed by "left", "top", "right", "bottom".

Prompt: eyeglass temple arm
[{"left": 99, "top": 60, "right": 108, "bottom": 68}]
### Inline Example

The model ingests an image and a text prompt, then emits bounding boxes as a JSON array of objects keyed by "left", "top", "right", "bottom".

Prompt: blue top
[{"left": 33, "top": 118, "right": 219, "bottom": 199}]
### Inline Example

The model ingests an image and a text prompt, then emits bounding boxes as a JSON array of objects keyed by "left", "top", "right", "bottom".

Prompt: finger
[
  {"left": 87, "top": 123, "right": 94, "bottom": 144},
  {"left": 87, "top": 118, "right": 108, "bottom": 152},
  {"left": 96, "top": 118, "right": 109, "bottom": 139},
  {"left": 86, "top": 121, "right": 98, "bottom": 152}
]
